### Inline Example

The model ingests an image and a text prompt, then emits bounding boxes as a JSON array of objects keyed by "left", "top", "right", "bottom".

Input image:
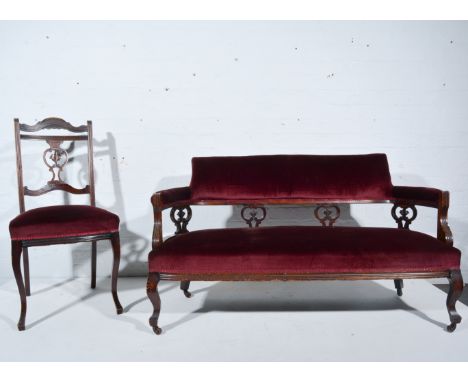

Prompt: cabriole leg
[
  {"left": 23, "top": 247, "right": 31, "bottom": 296},
  {"left": 12, "top": 241, "right": 27, "bottom": 331},
  {"left": 180, "top": 280, "right": 191, "bottom": 298},
  {"left": 147, "top": 272, "right": 162, "bottom": 335},
  {"left": 110, "top": 233, "right": 123, "bottom": 314},
  {"left": 446, "top": 270, "right": 464, "bottom": 333},
  {"left": 394, "top": 279, "right": 404, "bottom": 297},
  {"left": 91, "top": 241, "right": 97, "bottom": 289}
]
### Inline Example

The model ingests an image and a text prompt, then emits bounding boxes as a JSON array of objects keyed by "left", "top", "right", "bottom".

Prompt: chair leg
[
  {"left": 91, "top": 241, "right": 97, "bottom": 289},
  {"left": 446, "top": 270, "right": 464, "bottom": 333},
  {"left": 180, "top": 280, "right": 192, "bottom": 298},
  {"left": 12, "top": 241, "right": 27, "bottom": 331},
  {"left": 23, "top": 247, "right": 31, "bottom": 296},
  {"left": 394, "top": 279, "right": 403, "bottom": 297},
  {"left": 110, "top": 233, "right": 123, "bottom": 314},
  {"left": 147, "top": 272, "right": 162, "bottom": 335}
]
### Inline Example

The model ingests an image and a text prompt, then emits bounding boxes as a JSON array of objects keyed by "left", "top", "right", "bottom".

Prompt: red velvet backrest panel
[{"left": 190, "top": 154, "right": 393, "bottom": 201}]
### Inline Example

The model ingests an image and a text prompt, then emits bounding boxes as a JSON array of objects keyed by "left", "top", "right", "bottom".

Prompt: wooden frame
[
  {"left": 12, "top": 118, "right": 122, "bottom": 331},
  {"left": 147, "top": 188, "right": 463, "bottom": 335}
]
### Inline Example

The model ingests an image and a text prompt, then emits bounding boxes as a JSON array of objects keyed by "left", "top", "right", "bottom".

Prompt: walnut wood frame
[
  {"left": 147, "top": 187, "right": 463, "bottom": 335},
  {"left": 12, "top": 118, "right": 123, "bottom": 331}
]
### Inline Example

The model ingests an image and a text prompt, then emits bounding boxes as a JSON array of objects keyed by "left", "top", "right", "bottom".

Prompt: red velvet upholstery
[
  {"left": 155, "top": 187, "right": 192, "bottom": 207},
  {"left": 190, "top": 154, "right": 393, "bottom": 201},
  {"left": 149, "top": 226, "right": 460, "bottom": 274},
  {"left": 9, "top": 205, "right": 120, "bottom": 241},
  {"left": 392, "top": 186, "right": 441, "bottom": 207}
]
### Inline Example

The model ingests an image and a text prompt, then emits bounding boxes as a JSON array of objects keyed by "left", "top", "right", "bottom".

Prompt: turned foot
[
  {"left": 147, "top": 272, "right": 162, "bottom": 335},
  {"left": 394, "top": 279, "right": 403, "bottom": 297},
  {"left": 446, "top": 270, "right": 463, "bottom": 333},
  {"left": 180, "top": 280, "right": 191, "bottom": 298},
  {"left": 447, "top": 322, "right": 458, "bottom": 333},
  {"left": 115, "top": 301, "right": 124, "bottom": 315}
]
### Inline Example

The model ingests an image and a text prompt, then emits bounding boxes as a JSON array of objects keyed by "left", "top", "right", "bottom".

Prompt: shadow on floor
[
  {"left": 9, "top": 278, "right": 177, "bottom": 332},
  {"left": 6, "top": 279, "right": 465, "bottom": 334},
  {"left": 161, "top": 280, "right": 451, "bottom": 333}
]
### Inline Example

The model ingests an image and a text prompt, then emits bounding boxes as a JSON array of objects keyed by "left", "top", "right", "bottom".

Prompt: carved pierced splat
[
  {"left": 314, "top": 204, "right": 340, "bottom": 227},
  {"left": 241, "top": 205, "right": 267, "bottom": 228},
  {"left": 170, "top": 206, "right": 192, "bottom": 234},
  {"left": 391, "top": 204, "right": 417, "bottom": 229},
  {"left": 43, "top": 139, "right": 69, "bottom": 183},
  {"left": 22, "top": 138, "right": 90, "bottom": 197}
]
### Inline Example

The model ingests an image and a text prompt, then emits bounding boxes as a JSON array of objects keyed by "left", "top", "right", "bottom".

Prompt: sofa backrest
[{"left": 190, "top": 154, "right": 393, "bottom": 201}]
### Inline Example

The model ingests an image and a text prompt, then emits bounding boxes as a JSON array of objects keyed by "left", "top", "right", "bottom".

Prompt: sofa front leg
[
  {"left": 446, "top": 270, "right": 464, "bottom": 332},
  {"left": 147, "top": 272, "right": 162, "bottom": 335},
  {"left": 394, "top": 279, "right": 404, "bottom": 296},
  {"left": 180, "top": 280, "right": 191, "bottom": 298}
]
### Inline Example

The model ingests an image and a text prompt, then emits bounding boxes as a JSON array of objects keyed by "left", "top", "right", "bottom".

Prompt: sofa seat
[
  {"left": 149, "top": 226, "right": 460, "bottom": 274},
  {"left": 9, "top": 205, "right": 120, "bottom": 241}
]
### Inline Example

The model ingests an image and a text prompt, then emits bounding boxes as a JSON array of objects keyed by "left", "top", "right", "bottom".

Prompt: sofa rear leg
[
  {"left": 394, "top": 279, "right": 404, "bottom": 297},
  {"left": 180, "top": 280, "right": 191, "bottom": 298},
  {"left": 446, "top": 270, "right": 464, "bottom": 333},
  {"left": 147, "top": 272, "right": 162, "bottom": 335}
]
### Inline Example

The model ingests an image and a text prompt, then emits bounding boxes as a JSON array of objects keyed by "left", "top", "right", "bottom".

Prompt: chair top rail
[
  {"left": 16, "top": 117, "right": 88, "bottom": 133},
  {"left": 20, "top": 134, "right": 89, "bottom": 141}
]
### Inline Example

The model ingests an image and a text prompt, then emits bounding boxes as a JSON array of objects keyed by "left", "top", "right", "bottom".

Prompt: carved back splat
[
  {"left": 14, "top": 118, "right": 95, "bottom": 212},
  {"left": 241, "top": 205, "right": 267, "bottom": 228},
  {"left": 314, "top": 204, "right": 340, "bottom": 227},
  {"left": 170, "top": 206, "right": 192, "bottom": 234},
  {"left": 391, "top": 204, "right": 417, "bottom": 229}
]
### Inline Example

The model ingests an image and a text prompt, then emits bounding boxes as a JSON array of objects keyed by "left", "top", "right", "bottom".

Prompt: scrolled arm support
[
  {"left": 151, "top": 187, "right": 192, "bottom": 250},
  {"left": 392, "top": 186, "right": 453, "bottom": 245},
  {"left": 437, "top": 191, "right": 453, "bottom": 246}
]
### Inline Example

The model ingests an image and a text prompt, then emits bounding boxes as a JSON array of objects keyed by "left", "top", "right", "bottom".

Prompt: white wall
[{"left": 1, "top": 21, "right": 467, "bottom": 280}]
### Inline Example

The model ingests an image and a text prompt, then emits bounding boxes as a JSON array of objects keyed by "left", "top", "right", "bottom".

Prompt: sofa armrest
[
  {"left": 151, "top": 187, "right": 191, "bottom": 249},
  {"left": 392, "top": 186, "right": 441, "bottom": 208},
  {"left": 392, "top": 186, "right": 453, "bottom": 246},
  {"left": 152, "top": 187, "right": 192, "bottom": 210}
]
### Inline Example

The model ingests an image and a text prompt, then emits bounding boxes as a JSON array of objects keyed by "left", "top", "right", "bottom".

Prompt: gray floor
[{"left": 0, "top": 277, "right": 467, "bottom": 361}]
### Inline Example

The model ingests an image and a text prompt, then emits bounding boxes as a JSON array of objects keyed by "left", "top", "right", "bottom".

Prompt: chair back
[{"left": 14, "top": 117, "right": 96, "bottom": 213}]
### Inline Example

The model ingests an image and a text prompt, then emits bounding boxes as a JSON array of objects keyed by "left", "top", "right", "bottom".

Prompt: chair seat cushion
[
  {"left": 10, "top": 205, "right": 119, "bottom": 241},
  {"left": 149, "top": 226, "right": 460, "bottom": 274}
]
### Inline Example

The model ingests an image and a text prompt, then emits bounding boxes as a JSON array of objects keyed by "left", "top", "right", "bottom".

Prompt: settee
[{"left": 146, "top": 154, "right": 463, "bottom": 334}]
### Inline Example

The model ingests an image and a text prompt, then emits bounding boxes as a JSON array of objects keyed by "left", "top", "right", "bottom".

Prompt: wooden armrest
[
  {"left": 392, "top": 186, "right": 441, "bottom": 208},
  {"left": 151, "top": 187, "right": 191, "bottom": 211},
  {"left": 151, "top": 187, "right": 191, "bottom": 249}
]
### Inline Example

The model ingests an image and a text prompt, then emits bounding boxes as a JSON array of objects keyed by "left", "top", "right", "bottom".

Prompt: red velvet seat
[
  {"left": 9, "top": 205, "right": 120, "bottom": 241},
  {"left": 149, "top": 226, "right": 460, "bottom": 274}
]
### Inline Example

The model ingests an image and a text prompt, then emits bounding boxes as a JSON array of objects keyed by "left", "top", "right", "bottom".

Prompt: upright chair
[{"left": 9, "top": 117, "right": 123, "bottom": 331}]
